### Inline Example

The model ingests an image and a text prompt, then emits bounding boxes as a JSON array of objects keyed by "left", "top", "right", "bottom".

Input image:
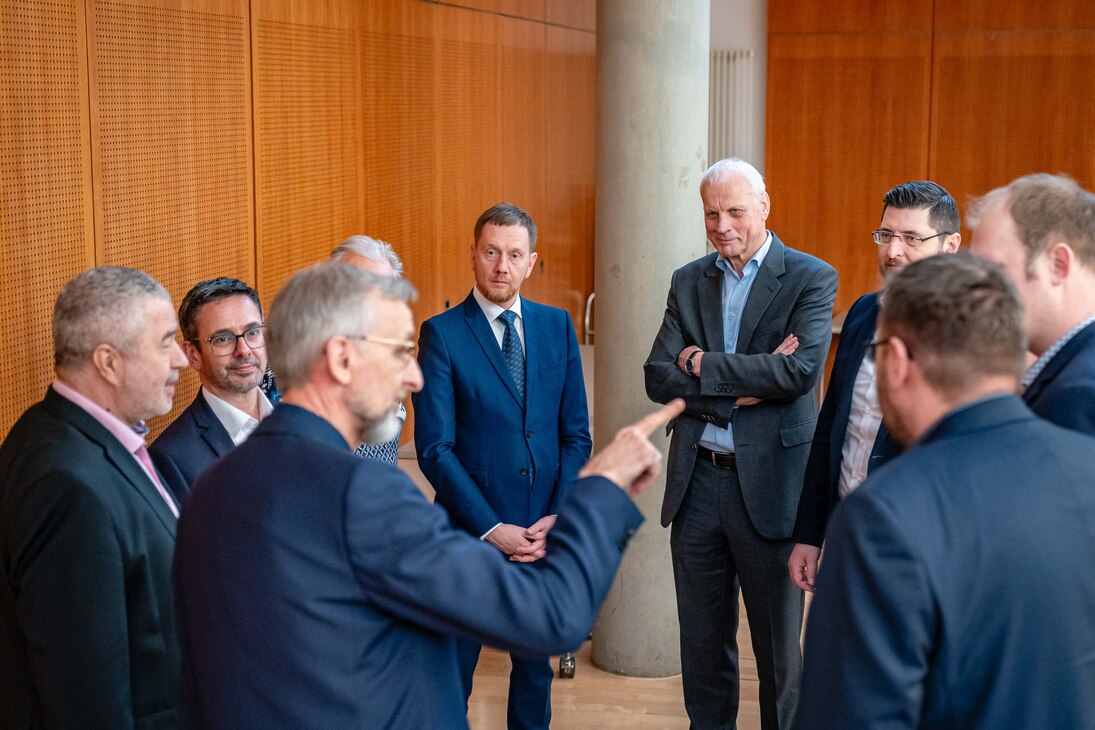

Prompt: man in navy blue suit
[
  {"left": 970, "top": 173, "right": 1095, "bottom": 436},
  {"left": 174, "top": 263, "right": 681, "bottom": 729},
  {"left": 797, "top": 253, "right": 1095, "bottom": 729},
  {"left": 150, "top": 278, "right": 273, "bottom": 504},
  {"left": 787, "top": 181, "right": 960, "bottom": 592},
  {"left": 414, "top": 202, "right": 591, "bottom": 729}
]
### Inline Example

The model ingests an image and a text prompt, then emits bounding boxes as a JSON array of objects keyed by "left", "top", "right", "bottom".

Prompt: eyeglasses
[
  {"left": 346, "top": 334, "right": 417, "bottom": 364},
  {"left": 865, "top": 337, "right": 892, "bottom": 363},
  {"left": 193, "top": 325, "right": 265, "bottom": 356},
  {"left": 872, "top": 230, "right": 953, "bottom": 249}
]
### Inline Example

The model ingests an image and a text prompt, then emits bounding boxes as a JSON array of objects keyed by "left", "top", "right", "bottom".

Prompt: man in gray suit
[{"left": 645, "top": 158, "right": 838, "bottom": 730}]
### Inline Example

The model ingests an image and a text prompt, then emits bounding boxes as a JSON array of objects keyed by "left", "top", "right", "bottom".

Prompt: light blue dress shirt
[{"left": 697, "top": 233, "right": 773, "bottom": 454}]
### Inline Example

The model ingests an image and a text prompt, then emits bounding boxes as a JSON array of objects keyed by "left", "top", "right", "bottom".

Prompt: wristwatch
[{"left": 685, "top": 350, "right": 700, "bottom": 376}]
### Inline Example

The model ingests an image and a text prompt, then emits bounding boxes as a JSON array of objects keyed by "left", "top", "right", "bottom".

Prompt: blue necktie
[{"left": 498, "top": 310, "right": 525, "bottom": 402}]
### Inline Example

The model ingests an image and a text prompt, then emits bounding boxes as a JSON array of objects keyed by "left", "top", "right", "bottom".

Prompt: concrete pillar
[{"left": 592, "top": 0, "right": 710, "bottom": 677}]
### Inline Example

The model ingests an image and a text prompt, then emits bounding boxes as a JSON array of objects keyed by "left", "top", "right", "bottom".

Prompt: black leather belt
[{"left": 697, "top": 445, "right": 736, "bottom": 469}]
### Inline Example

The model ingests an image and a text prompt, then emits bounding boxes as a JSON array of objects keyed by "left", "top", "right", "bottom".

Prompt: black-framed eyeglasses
[
  {"left": 346, "top": 334, "right": 417, "bottom": 364},
  {"left": 865, "top": 337, "right": 892, "bottom": 363},
  {"left": 192, "top": 325, "right": 265, "bottom": 356},
  {"left": 872, "top": 230, "right": 953, "bottom": 249}
]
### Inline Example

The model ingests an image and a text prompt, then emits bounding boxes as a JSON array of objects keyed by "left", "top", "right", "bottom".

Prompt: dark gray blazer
[{"left": 644, "top": 233, "right": 838, "bottom": 538}]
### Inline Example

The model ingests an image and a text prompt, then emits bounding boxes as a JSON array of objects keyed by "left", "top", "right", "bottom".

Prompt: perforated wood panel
[
  {"left": 88, "top": 0, "right": 253, "bottom": 436},
  {"left": 253, "top": 6, "right": 363, "bottom": 303},
  {"left": 766, "top": 34, "right": 933, "bottom": 314},
  {"left": 362, "top": 25, "right": 439, "bottom": 320},
  {"left": 0, "top": 0, "right": 94, "bottom": 437},
  {"left": 930, "top": 30, "right": 1095, "bottom": 227}
]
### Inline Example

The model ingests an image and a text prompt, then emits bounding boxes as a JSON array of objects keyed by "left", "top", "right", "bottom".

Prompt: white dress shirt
[
  {"left": 202, "top": 388, "right": 274, "bottom": 446},
  {"left": 837, "top": 347, "right": 883, "bottom": 498}
]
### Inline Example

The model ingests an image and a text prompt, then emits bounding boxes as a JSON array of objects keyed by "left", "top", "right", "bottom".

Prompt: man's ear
[
  {"left": 1045, "top": 241, "right": 1073, "bottom": 285},
  {"left": 324, "top": 337, "right": 355, "bottom": 386},
  {"left": 883, "top": 335, "right": 913, "bottom": 388},
  {"left": 182, "top": 340, "right": 203, "bottom": 372},
  {"left": 91, "top": 343, "right": 124, "bottom": 386}
]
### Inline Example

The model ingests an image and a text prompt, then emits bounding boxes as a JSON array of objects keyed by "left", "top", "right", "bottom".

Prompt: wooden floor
[{"left": 468, "top": 598, "right": 763, "bottom": 729}]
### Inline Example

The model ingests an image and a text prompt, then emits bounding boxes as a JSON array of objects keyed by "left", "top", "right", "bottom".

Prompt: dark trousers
[
  {"left": 457, "top": 638, "right": 553, "bottom": 730},
  {"left": 670, "top": 458, "right": 803, "bottom": 730}
]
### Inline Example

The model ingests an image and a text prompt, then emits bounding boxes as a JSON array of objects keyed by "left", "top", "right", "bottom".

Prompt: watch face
[{"left": 686, "top": 357, "right": 694, "bottom": 374}]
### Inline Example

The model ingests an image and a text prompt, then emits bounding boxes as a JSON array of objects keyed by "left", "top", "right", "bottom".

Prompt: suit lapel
[
  {"left": 191, "top": 389, "right": 237, "bottom": 457},
  {"left": 461, "top": 293, "right": 524, "bottom": 409},
  {"left": 44, "top": 389, "right": 177, "bottom": 537},
  {"left": 1024, "top": 321, "right": 1095, "bottom": 404},
  {"left": 699, "top": 259, "right": 725, "bottom": 352},
  {"left": 737, "top": 235, "right": 785, "bottom": 352}
]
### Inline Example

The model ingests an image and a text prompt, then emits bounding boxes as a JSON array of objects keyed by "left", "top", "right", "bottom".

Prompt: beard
[
  {"left": 477, "top": 281, "right": 518, "bottom": 305},
  {"left": 360, "top": 408, "right": 401, "bottom": 446}
]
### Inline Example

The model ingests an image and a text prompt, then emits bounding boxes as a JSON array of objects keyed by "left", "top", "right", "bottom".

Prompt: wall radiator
[{"left": 709, "top": 49, "right": 756, "bottom": 166}]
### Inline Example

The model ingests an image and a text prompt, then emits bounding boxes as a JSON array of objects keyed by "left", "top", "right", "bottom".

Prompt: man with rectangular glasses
[
  {"left": 788, "top": 181, "right": 960, "bottom": 594},
  {"left": 151, "top": 277, "right": 273, "bottom": 504}
]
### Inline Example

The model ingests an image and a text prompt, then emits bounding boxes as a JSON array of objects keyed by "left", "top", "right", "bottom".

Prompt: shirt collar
[
  {"left": 1023, "top": 312, "right": 1095, "bottom": 389},
  {"left": 51, "top": 377, "right": 146, "bottom": 453},
  {"left": 202, "top": 387, "right": 273, "bottom": 440},
  {"left": 472, "top": 286, "right": 523, "bottom": 323},
  {"left": 715, "top": 231, "right": 773, "bottom": 279}
]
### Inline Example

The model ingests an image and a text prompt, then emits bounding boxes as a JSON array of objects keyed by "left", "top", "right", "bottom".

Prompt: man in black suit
[
  {"left": 151, "top": 277, "right": 273, "bottom": 503},
  {"left": 969, "top": 173, "right": 1095, "bottom": 435},
  {"left": 788, "top": 181, "right": 960, "bottom": 592},
  {"left": 174, "top": 263, "right": 682, "bottom": 729},
  {"left": 798, "top": 253, "right": 1095, "bottom": 729},
  {"left": 645, "top": 158, "right": 837, "bottom": 729},
  {"left": 0, "top": 266, "right": 187, "bottom": 729}
]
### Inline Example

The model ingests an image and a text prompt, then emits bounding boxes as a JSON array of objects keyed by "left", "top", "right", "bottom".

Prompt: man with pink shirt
[{"left": 0, "top": 266, "right": 187, "bottom": 729}]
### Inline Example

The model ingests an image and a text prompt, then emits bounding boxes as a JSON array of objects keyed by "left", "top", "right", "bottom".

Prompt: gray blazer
[{"left": 644, "top": 233, "right": 837, "bottom": 538}]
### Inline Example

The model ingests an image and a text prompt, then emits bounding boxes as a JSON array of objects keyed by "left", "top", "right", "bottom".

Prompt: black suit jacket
[
  {"left": 645, "top": 234, "right": 838, "bottom": 537},
  {"left": 792, "top": 292, "right": 901, "bottom": 547},
  {"left": 175, "top": 404, "right": 641, "bottom": 728},
  {"left": 150, "top": 389, "right": 235, "bottom": 504},
  {"left": 799, "top": 395, "right": 1095, "bottom": 728},
  {"left": 1023, "top": 319, "right": 1095, "bottom": 436},
  {"left": 0, "top": 387, "right": 179, "bottom": 729}
]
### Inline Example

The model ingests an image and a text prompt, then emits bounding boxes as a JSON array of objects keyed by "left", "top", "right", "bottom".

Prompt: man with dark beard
[
  {"left": 151, "top": 277, "right": 273, "bottom": 504},
  {"left": 414, "top": 202, "right": 591, "bottom": 729}
]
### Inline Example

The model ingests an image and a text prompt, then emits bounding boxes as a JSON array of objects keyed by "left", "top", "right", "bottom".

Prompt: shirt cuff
[{"left": 479, "top": 523, "right": 502, "bottom": 541}]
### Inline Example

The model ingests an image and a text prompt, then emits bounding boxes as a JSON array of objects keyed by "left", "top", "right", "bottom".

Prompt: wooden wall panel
[
  {"left": 87, "top": 0, "right": 253, "bottom": 436},
  {"left": 766, "top": 34, "right": 932, "bottom": 313},
  {"left": 534, "top": 24, "right": 595, "bottom": 333},
  {"left": 930, "top": 31, "right": 1095, "bottom": 227},
  {"left": 362, "top": 4, "right": 440, "bottom": 323},
  {"left": 433, "top": 6, "right": 499, "bottom": 313},
  {"left": 252, "top": 0, "right": 363, "bottom": 304},
  {"left": 546, "top": 0, "right": 595, "bottom": 32},
  {"left": 769, "top": 0, "right": 932, "bottom": 35},
  {"left": 935, "top": 3, "right": 1095, "bottom": 32},
  {"left": 0, "top": 0, "right": 94, "bottom": 438}
]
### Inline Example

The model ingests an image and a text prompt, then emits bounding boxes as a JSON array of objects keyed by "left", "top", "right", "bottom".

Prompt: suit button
[
  {"left": 519, "top": 468, "right": 529, "bottom": 476},
  {"left": 690, "top": 443, "right": 697, "bottom": 450},
  {"left": 526, "top": 430, "right": 533, "bottom": 438}
]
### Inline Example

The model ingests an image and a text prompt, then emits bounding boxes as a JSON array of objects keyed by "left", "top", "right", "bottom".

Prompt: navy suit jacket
[
  {"left": 1023, "top": 319, "right": 1095, "bottom": 436},
  {"left": 644, "top": 234, "right": 838, "bottom": 536},
  {"left": 150, "top": 389, "right": 235, "bottom": 504},
  {"left": 798, "top": 395, "right": 1095, "bottom": 729},
  {"left": 413, "top": 292, "right": 591, "bottom": 537},
  {"left": 174, "top": 405, "right": 642, "bottom": 729},
  {"left": 0, "top": 387, "right": 179, "bottom": 729},
  {"left": 791, "top": 292, "right": 901, "bottom": 547}
]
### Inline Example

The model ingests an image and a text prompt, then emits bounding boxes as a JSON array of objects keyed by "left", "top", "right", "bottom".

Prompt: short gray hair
[
  {"left": 267, "top": 263, "right": 416, "bottom": 390},
  {"left": 53, "top": 267, "right": 171, "bottom": 369},
  {"left": 701, "top": 158, "right": 766, "bottom": 197},
  {"left": 330, "top": 235, "right": 404, "bottom": 277},
  {"left": 881, "top": 253, "right": 1026, "bottom": 397}
]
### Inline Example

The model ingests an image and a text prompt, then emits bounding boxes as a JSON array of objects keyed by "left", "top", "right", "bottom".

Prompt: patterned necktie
[{"left": 498, "top": 310, "right": 525, "bottom": 401}]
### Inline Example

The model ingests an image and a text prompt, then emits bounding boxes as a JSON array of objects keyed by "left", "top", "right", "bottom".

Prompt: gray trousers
[{"left": 670, "top": 458, "right": 803, "bottom": 730}]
